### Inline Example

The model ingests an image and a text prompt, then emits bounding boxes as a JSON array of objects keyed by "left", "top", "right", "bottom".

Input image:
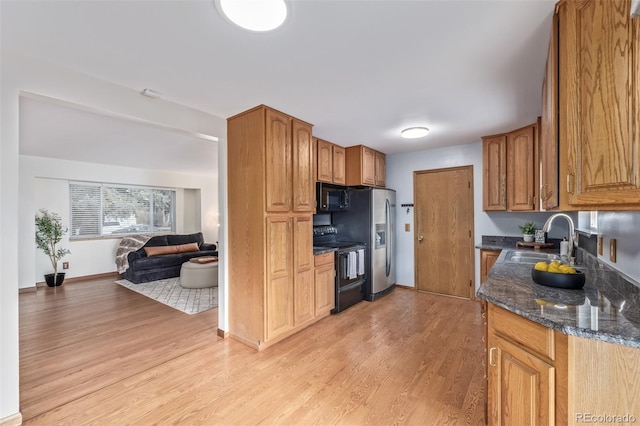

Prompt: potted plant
[
  {"left": 519, "top": 221, "right": 537, "bottom": 243},
  {"left": 35, "top": 209, "right": 71, "bottom": 287}
]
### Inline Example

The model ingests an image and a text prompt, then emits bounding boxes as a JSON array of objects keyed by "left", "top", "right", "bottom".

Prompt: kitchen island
[{"left": 477, "top": 246, "right": 640, "bottom": 425}]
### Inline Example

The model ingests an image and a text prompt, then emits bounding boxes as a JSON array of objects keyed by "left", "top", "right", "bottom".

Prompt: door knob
[{"left": 418, "top": 235, "right": 424, "bottom": 242}]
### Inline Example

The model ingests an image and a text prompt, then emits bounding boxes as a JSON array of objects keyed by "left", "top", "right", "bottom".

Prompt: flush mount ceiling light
[
  {"left": 217, "top": 0, "right": 288, "bottom": 32},
  {"left": 401, "top": 127, "right": 430, "bottom": 139}
]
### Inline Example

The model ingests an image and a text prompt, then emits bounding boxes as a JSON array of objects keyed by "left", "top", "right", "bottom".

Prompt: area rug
[{"left": 115, "top": 277, "right": 217, "bottom": 315}]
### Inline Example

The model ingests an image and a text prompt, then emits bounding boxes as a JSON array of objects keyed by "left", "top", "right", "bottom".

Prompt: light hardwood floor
[{"left": 20, "top": 278, "right": 485, "bottom": 425}]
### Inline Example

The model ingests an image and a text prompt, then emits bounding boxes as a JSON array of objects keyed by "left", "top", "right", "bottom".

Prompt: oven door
[{"left": 332, "top": 248, "right": 366, "bottom": 313}]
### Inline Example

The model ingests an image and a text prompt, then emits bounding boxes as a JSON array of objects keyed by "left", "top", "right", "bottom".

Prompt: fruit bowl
[{"left": 531, "top": 268, "right": 586, "bottom": 290}]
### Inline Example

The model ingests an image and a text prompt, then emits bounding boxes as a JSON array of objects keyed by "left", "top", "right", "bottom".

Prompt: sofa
[{"left": 120, "top": 232, "right": 218, "bottom": 284}]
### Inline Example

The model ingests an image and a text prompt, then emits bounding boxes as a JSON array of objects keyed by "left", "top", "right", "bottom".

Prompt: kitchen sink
[{"left": 504, "top": 250, "right": 561, "bottom": 264}]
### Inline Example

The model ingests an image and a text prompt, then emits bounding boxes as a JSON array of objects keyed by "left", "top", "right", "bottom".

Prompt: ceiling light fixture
[
  {"left": 401, "top": 127, "right": 430, "bottom": 139},
  {"left": 140, "top": 88, "right": 162, "bottom": 99},
  {"left": 218, "top": 0, "right": 288, "bottom": 32}
]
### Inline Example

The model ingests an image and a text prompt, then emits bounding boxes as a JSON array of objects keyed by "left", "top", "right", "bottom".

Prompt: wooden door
[
  {"left": 487, "top": 335, "right": 555, "bottom": 426},
  {"left": 362, "top": 146, "right": 376, "bottom": 185},
  {"left": 266, "top": 216, "right": 293, "bottom": 341},
  {"left": 560, "top": 0, "right": 640, "bottom": 208},
  {"left": 482, "top": 135, "right": 507, "bottom": 211},
  {"left": 265, "top": 108, "right": 292, "bottom": 212},
  {"left": 540, "top": 10, "right": 559, "bottom": 210},
  {"left": 292, "top": 120, "right": 314, "bottom": 212},
  {"left": 480, "top": 249, "right": 501, "bottom": 283},
  {"left": 294, "top": 215, "right": 314, "bottom": 326},
  {"left": 316, "top": 138, "right": 333, "bottom": 183},
  {"left": 374, "top": 151, "right": 386, "bottom": 187},
  {"left": 414, "top": 166, "right": 474, "bottom": 298},
  {"left": 507, "top": 124, "right": 537, "bottom": 211}
]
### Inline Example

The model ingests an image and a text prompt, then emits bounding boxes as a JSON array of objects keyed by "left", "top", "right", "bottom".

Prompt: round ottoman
[{"left": 180, "top": 261, "right": 218, "bottom": 289}]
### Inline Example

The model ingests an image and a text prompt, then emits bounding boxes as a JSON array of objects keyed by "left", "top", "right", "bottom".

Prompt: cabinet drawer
[
  {"left": 489, "top": 304, "right": 555, "bottom": 360},
  {"left": 314, "top": 252, "right": 334, "bottom": 267}
]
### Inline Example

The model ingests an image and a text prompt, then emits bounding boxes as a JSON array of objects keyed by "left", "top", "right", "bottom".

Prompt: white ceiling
[{"left": 2, "top": 0, "right": 556, "bottom": 172}]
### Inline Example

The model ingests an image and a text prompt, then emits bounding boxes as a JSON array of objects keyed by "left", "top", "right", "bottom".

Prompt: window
[{"left": 70, "top": 182, "right": 176, "bottom": 239}]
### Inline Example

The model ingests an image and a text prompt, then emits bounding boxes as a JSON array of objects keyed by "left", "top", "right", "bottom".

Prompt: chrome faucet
[{"left": 542, "top": 213, "right": 575, "bottom": 257}]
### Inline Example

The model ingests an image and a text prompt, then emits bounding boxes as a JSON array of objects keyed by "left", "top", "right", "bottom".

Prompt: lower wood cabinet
[
  {"left": 314, "top": 252, "right": 335, "bottom": 316},
  {"left": 480, "top": 249, "right": 501, "bottom": 283},
  {"left": 487, "top": 302, "right": 640, "bottom": 425}
]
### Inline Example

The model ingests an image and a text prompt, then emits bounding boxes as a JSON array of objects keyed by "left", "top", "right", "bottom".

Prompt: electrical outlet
[
  {"left": 405, "top": 223, "right": 410, "bottom": 232},
  {"left": 62, "top": 262, "right": 69, "bottom": 270},
  {"left": 598, "top": 236, "right": 604, "bottom": 256},
  {"left": 610, "top": 239, "right": 617, "bottom": 263}
]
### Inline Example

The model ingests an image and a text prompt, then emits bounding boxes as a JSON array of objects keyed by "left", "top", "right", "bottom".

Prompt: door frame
[{"left": 413, "top": 165, "right": 476, "bottom": 299}]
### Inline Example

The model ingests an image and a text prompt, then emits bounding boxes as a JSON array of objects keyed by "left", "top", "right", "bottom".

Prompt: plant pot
[
  {"left": 523, "top": 234, "right": 535, "bottom": 243},
  {"left": 45, "top": 273, "right": 65, "bottom": 287}
]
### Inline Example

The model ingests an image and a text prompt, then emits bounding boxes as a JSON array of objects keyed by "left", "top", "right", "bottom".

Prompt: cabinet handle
[
  {"left": 489, "top": 347, "right": 497, "bottom": 366},
  {"left": 566, "top": 174, "right": 575, "bottom": 194}
]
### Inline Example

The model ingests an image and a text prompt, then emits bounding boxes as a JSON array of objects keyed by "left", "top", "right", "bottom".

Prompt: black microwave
[{"left": 317, "top": 183, "right": 349, "bottom": 212}]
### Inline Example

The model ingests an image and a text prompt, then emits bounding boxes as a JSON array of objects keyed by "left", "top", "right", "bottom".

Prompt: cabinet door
[
  {"left": 315, "top": 264, "right": 335, "bottom": 316},
  {"left": 294, "top": 215, "right": 314, "bottom": 325},
  {"left": 332, "top": 145, "right": 346, "bottom": 185},
  {"left": 374, "top": 151, "right": 386, "bottom": 187},
  {"left": 507, "top": 124, "right": 537, "bottom": 211},
  {"left": 482, "top": 135, "right": 507, "bottom": 211},
  {"left": 480, "top": 249, "right": 500, "bottom": 283},
  {"left": 265, "top": 109, "right": 292, "bottom": 212},
  {"left": 487, "top": 334, "right": 555, "bottom": 426},
  {"left": 316, "top": 138, "right": 333, "bottom": 183},
  {"left": 540, "top": 10, "right": 559, "bottom": 210},
  {"left": 292, "top": 120, "right": 314, "bottom": 212},
  {"left": 560, "top": 0, "right": 640, "bottom": 208},
  {"left": 266, "top": 217, "right": 294, "bottom": 341},
  {"left": 362, "top": 146, "right": 376, "bottom": 185}
]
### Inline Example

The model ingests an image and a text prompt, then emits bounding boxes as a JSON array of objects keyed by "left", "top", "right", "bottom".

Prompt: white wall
[
  {"left": 0, "top": 51, "right": 226, "bottom": 421},
  {"left": 387, "top": 141, "right": 572, "bottom": 290},
  {"left": 22, "top": 156, "right": 217, "bottom": 287}
]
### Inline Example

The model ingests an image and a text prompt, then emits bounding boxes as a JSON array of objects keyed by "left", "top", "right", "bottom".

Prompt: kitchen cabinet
[
  {"left": 227, "top": 105, "right": 321, "bottom": 350},
  {"left": 314, "top": 252, "right": 335, "bottom": 317},
  {"left": 559, "top": 0, "right": 640, "bottom": 209},
  {"left": 482, "top": 124, "right": 538, "bottom": 212},
  {"left": 480, "top": 249, "right": 500, "bottom": 283},
  {"left": 487, "top": 303, "right": 568, "bottom": 425},
  {"left": 316, "top": 138, "right": 346, "bottom": 185},
  {"left": 540, "top": 10, "right": 559, "bottom": 210},
  {"left": 345, "top": 145, "right": 386, "bottom": 187}
]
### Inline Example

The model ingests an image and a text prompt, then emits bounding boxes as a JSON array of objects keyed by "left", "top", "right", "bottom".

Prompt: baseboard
[
  {"left": 217, "top": 328, "right": 228, "bottom": 339},
  {"left": 395, "top": 283, "right": 415, "bottom": 290},
  {"left": 0, "top": 412, "right": 22, "bottom": 426},
  {"left": 19, "top": 286, "right": 37, "bottom": 294},
  {"left": 36, "top": 271, "right": 120, "bottom": 287}
]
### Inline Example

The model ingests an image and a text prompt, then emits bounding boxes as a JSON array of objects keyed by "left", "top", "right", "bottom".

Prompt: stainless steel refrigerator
[{"left": 332, "top": 187, "right": 396, "bottom": 301}]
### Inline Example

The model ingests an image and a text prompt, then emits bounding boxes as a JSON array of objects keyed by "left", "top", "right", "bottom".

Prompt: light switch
[{"left": 405, "top": 223, "right": 411, "bottom": 232}]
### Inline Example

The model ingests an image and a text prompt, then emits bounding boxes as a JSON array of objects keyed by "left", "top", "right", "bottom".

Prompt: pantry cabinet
[
  {"left": 482, "top": 123, "right": 537, "bottom": 212},
  {"left": 228, "top": 105, "right": 324, "bottom": 350},
  {"left": 345, "top": 144, "right": 386, "bottom": 187},
  {"left": 316, "top": 138, "right": 346, "bottom": 185},
  {"left": 559, "top": 0, "right": 640, "bottom": 209}
]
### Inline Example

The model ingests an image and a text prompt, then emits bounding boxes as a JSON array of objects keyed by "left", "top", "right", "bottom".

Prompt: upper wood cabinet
[
  {"left": 345, "top": 145, "right": 386, "bottom": 187},
  {"left": 559, "top": 0, "right": 640, "bottom": 209},
  {"left": 483, "top": 124, "right": 538, "bottom": 212},
  {"left": 316, "top": 138, "right": 346, "bottom": 185},
  {"left": 292, "top": 120, "right": 315, "bottom": 212},
  {"left": 540, "top": 10, "right": 560, "bottom": 210},
  {"left": 483, "top": 135, "right": 507, "bottom": 211}
]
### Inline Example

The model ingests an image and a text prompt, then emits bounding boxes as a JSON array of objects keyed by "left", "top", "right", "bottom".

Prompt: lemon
[
  {"left": 534, "top": 261, "right": 548, "bottom": 272},
  {"left": 559, "top": 265, "right": 577, "bottom": 274},
  {"left": 550, "top": 260, "right": 562, "bottom": 267},
  {"left": 547, "top": 265, "right": 562, "bottom": 274}
]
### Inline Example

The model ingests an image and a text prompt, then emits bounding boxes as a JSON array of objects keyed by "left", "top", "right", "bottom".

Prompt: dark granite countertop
[
  {"left": 476, "top": 235, "right": 561, "bottom": 251},
  {"left": 477, "top": 247, "right": 640, "bottom": 349},
  {"left": 313, "top": 247, "right": 337, "bottom": 255}
]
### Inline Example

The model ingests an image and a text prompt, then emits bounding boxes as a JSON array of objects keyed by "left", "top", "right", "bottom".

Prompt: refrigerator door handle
[{"left": 385, "top": 198, "right": 391, "bottom": 277}]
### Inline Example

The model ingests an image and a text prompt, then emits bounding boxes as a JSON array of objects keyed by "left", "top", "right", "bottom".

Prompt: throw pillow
[{"left": 144, "top": 243, "right": 199, "bottom": 257}]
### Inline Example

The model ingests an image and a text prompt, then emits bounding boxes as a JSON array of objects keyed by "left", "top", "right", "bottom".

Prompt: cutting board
[{"left": 516, "top": 241, "right": 555, "bottom": 251}]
